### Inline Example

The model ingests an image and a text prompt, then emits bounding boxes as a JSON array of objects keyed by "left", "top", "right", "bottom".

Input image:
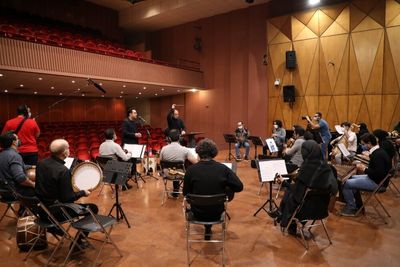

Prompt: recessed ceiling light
[
  {"left": 177, "top": 89, "right": 180, "bottom": 92},
  {"left": 4, "top": 89, "right": 8, "bottom": 93},
  {"left": 71, "top": 80, "right": 75, "bottom": 83},
  {"left": 155, "top": 93, "right": 158, "bottom": 96},
  {"left": 19, "top": 84, "right": 24, "bottom": 87},
  {"left": 0, "top": 74, "right": 3, "bottom": 77},
  {"left": 101, "top": 95, "right": 104, "bottom": 97},
  {"left": 122, "top": 85, "right": 126, "bottom": 88},
  {"left": 190, "top": 88, "right": 198, "bottom": 92},
  {"left": 135, "top": 97, "right": 138, "bottom": 99},
  {"left": 99, "top": 83, "right": 103, "bottom": 86},
  {"left": 121, "top": 91, "right": 124, "bottom": 94},
  {"left": 77, "top": 88, "right": 81, "bottom": 91},
  {"left": 139, "top": 92, "right": 142, "bottom": 95},
  {"left": 81, "top": 93, "right": 85, "bottom": 96},
  {"left": 34, "top": 91, "right": 38, "bottom": 94},
  {"left": 309, "top": 0, "right": 320, "bottom": 5},
  {"left": 59, "top": 92, "right": 63, "bottom": 95},
  {"left": 119, "top": 95, "right": 123, "bottom": 98},
  {"left": 38, "top": 77, "right": 43, "bottom": 80},
  {"left": 143, "top": 86, "right": 146, "bottom": 89},
  {"left": 161, "top": 88, "right": 165, "bottom": 91},
  {"left": 50, "top": 86, "right": 55, "bottom": 90}
]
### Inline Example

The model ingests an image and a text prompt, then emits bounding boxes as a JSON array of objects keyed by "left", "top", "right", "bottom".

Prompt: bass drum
[{"left": 16, "top": 216, "right": 47, "bottom": 251}]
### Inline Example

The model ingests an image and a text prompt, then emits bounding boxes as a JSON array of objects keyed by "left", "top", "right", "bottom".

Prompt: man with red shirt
[{"left": 2, "top": 105, "right": 40, "bottom": 165}]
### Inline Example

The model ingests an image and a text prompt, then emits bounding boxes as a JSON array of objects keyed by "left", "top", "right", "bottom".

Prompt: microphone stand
[{"left": 141, "top": 119, "right": 158, "bottom": 180}]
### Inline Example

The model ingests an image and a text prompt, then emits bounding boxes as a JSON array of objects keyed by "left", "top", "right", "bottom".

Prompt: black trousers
[{"left": 20, "top": 152, "right": 39, "bottom": 166}]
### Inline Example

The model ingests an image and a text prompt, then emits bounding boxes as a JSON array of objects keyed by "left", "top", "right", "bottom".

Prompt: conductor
[{"left": 167, "top": 104, "right": 186, "bottom": 135}]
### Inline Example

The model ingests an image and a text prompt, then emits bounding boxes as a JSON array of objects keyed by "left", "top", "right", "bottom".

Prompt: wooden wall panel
[{"left": 266, "top": 0, "right": 400, "bottom": 132}]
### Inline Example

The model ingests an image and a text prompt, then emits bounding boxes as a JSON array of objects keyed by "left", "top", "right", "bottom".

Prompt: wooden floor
[{"left": 1, "top": 149, "right": 400, "bottom": 267}]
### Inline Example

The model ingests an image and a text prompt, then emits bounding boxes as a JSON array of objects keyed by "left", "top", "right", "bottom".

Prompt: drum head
[{"left": 72, "top": 162, "right": 102, "bottom": 192}]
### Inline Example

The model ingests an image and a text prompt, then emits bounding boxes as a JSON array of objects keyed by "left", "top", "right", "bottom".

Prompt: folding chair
[
  {"left": 17, "top": 196, "right": 82, "bottom": 265},
  {"left": 60, "top": 204, "right": 123, "bottom": 266},
  {"left": 355, "top": 171, "right": 393, "bottom": 223},
  {"left": 283, "top": 188, "right": 333, "bottom": 250},
  {"left": 0, "top": 184, "right": 19, "bottom": 222},
  {"left": 159, "top": 160, "right": 185, "bottom": 205},
  {"left": 183, "top": 194, "right": 228, "bottom": 266}
]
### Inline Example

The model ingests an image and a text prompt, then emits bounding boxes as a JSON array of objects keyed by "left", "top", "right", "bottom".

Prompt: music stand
[
  {"left": 143, "top": 129, "right": 159, "bottom": 180},
  {"left": 104, "top": 160, "right": 133, "bottom": 228},
  {"left": 253, "top": 159, "right": 288, "bottom": 219},
  {"left": 248, "top": 136, "right": 264, "bottom": 159},
  {"left": 124, "top": 143, "right": 148, "bottom": 185},
  {"left": 223, "top": 134, "right": 237, "bottom": 161}
]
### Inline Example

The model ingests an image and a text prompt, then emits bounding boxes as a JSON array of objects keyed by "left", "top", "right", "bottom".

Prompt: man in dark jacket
[{"left": 340, "top": 133, "right": 391, "bottom": 216}]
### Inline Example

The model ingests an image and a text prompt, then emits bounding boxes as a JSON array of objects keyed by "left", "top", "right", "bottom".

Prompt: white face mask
[{"left": 273, "top": 125, "right": 278, "bottom": 129}]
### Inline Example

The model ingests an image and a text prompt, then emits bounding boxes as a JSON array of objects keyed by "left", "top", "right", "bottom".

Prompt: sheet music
[
  {"left": 124, "top": 144, "right": 146, "bottom": 158},
  {"left": 335, "top": 125, "right": 344, "bottom": 134},
  {"left": 221, "top": 162, "right": 237, "bottom": 173},
  {"left": 258, "top": 159, "right": 288, "bottom": 182},
  {"left": 338, "top": 143, "right": 350, "bottom": 157},
  {"left": 64, "top": 157, "right": 75, "bottom": 169},
  {"left": 265, "top": 138, "right": 279, "bottom": 153}
]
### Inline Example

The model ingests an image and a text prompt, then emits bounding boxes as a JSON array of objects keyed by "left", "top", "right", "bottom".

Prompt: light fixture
[
  {"left": 71, "top": 80, "right": 75, "bottom": 83},
  {"left": 143, "top": 86, "right": 146, "bottom": 89},
  {"left": 190, "top": 88, "right": 198, "bottom": 92},
  {"left": 81, "top": 93, "right": 85, "bottom": 96},
  {"left": 34, "top": 91, "right": 38, "bottom": 94},
  {"left": 123, "top": 85, "right": 126, "bottom": 88},
  {"left": 121, "top": 91, "right": 124, "bottom": 94},
  {"left": 19, "top": 84, "right": 24, "bottom": 87},
  {"left": 139, "top": 92, "right": 142, "bottom": 95},
  {"left": 4, "top": 89, "right": 8, "bottom": 92},
  {"left": 101, "top": 95, "right": 105, "bottom": 97},
  {"left": 155, "top": 93, "right": 158, "bottom": 96},
  {"left": 136, "top": 97, "right": 139, "bottom": 99},
  {"left": 161, "top": 88, "right": 164, "bottom": 91},
  {"left": 120, "top": 95, "right": 123, "bottom": 98},
  {"left": 99, "top": 83, "right": 103, "bottom": 86},
  {"left": 59, "top": 92, "right": 63, "bottom": 95},
  {"left": 77, "top": 88, "right": 81, "bottom": 91},
  {"left": 0, "top": 74, "right": 3, "bottom": 77},
  {"left": 38, "top": 77, "right": 43, "bottom": 80},
  {"left": 177, "top": 89, "right": 181, "bottom": 92},
  {"left": 309, "top": 0, "right": 320, "bottom": 5},
  {"left": 50, "top": 86, "right": 55, "bottom": 90}
]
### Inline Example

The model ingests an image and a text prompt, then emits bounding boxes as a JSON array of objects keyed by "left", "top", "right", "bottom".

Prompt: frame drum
[{"left": 71, "top": 162, "right": 102, "bottom": 192}]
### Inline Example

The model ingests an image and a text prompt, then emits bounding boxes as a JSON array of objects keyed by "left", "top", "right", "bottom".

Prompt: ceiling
[
  {"left": 0, "top": 69, "right": 196, "bottom": 99},
  {"left": 86, "top": 0, "right": 271, "bottom": 31}
]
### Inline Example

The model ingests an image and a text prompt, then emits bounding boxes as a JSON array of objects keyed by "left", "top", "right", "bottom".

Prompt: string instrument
[
  {"left": 286, "top": 138, "right": 295, "bottom": 149},
  {"left": 330, "top": 123, "right": 360, "bottom": 159},
  {"left": 236, "top": 128, "right": 248, "bottom": 143},
  {"left": 168, "top": 168, "right": 185, "bottom": 177}
]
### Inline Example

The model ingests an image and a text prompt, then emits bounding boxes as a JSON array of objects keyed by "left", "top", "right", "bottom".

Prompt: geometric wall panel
[
  {"left": 293, "top": 39, "right": 318, "bottom": 95},
  {"left": 381, "top": 94, "right": 399, "bottom": 130},
  {"left": 387, "top": 26, "right": 400, "bottom": 87},
  {"left": 386, "top": 0, "right": 400, "bottom": 26},
  {"left": 352, "top": 16, "right": 383, "bottom": 32},
  {"left": 365, "top": 94, "right": 382, "bottom": 129},
  {"left": 365, "top": 34, "right": 384, "bottom": 94}
]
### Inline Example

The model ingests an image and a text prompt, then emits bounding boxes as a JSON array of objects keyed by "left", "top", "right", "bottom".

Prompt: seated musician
[
  {"left": 183, "top": 139, "right": 243, "bottom": 240},
  {"left": 160, "top": 129, "right": 198, "bottom": 197},
  {"left": 100, "top": 128, "right": 131, "bottom": 161},
  {"left": 269, "top": 140, "right": 337, "bottom": 235},
  {"left": 0, "top": 131, "right": 36, "bottom": 215},
  {"left": 234, "top": 121, "right": 250, "bottom": 160},
  {"left": 356, "top": 122, "right": 369, "bottom": 153},
  {"left": 340, "top": 133, "right": 391, "bottom": 216},
  {"left": 263, "top": 119, "right": 286, "bottom": 156},
  {"left": 283, "top": 125, "right": 305, "bottom": 173},
  {"left": 373, "top": 129, "right": 396, "bottom": 168},
  {"left": 35, "top": 139, "right": 98, "bottom": 247},
  {"left": 330, "top": 122, "right": 357, "bottom": 164}
]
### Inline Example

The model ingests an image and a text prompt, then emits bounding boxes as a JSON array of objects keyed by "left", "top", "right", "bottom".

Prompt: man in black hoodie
[{"left": 340, "top": 133, "right": 391, "bottom": 216}]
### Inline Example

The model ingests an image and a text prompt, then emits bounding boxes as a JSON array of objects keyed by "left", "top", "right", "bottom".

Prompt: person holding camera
[{"left": 305, "top": 112, "right": 331, "bottom": 160}]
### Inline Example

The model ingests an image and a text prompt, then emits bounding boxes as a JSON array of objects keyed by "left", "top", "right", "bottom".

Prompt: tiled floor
[{"left": 1, "top": 150, "right": 399, "bottom": 266}]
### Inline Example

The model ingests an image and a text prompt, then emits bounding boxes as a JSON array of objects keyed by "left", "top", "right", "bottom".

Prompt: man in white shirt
[
  {"left": 99, "top": 128, "right": 131, "bottom": 161},
  {"left": 330, "top": 122, "right": 357, "bottom": 164},
  {"left": 160, "top": 129, "right": 198, "bottom": 197}
]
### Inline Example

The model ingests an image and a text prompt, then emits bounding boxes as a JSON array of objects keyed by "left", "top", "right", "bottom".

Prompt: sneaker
[{"left": 340, "top": 206, "right": 357, "bottom": 217}]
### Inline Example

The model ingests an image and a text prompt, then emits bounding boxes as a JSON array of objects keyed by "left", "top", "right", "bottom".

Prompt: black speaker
[
  {"left": 286, "top": 51, "right": 296, "bottom": 69},
  {"left": 283, "top": 85, "right": 295, "bottom": 102}
]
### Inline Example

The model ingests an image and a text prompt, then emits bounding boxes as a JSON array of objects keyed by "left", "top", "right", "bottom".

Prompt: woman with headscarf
[
  {"left": 269, "top": 140, "right": 338, "bottom": 235},
  {"left": 356, "top": 123, "right": 369, "bottom": 153}
]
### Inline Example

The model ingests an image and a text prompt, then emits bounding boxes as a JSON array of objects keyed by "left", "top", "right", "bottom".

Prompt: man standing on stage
[
  {"left": 122, "top": 108, "right": 142, "bottom": 189},
  {"left": 167, "top": 104, "right": 186, "bottom": 135},
  {"left": 306, "top": 112, "right": 331, "bottom": 160},
  {"left": 2, "top": 105, "right": 40, "bottom": 165}
]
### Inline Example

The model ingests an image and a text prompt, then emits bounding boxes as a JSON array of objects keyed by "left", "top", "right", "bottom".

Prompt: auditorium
[{"left": 0, "top": 0, "right": 400, "bottom": 266}]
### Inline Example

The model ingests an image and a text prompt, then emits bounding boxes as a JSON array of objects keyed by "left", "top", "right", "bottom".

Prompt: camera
[{"left": 301, "top": 116, "right": 308, "bottom": 120}]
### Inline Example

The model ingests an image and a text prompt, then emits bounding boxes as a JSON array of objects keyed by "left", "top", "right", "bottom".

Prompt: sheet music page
[
  {"left": 338, "top": 143, "right": 350, "bottom": 157},
  {"left": 124, "top": 144, "right": 146, "bottom": 158},
  {"left": 265, "top": 138, "right": 279, "bottom": 153},
  {"left": 335, "top": 125, "right": 344, "bottom": 134},
  {"left": 64, "top": 157, "right": 75, "bottom": 169},
  {"left": 222, "top": 162, "right": 232, "bottom": 169},
  {"left": 258, "top": 159, "right": 288, "bottom": 182}
]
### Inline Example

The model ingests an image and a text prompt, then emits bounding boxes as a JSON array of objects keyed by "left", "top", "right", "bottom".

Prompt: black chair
[
  {"left": 355, "top": 170, "right": 394, "bottom": 223},
  {"left": 283, "top": 188, "right": 333, "bottom": 250},
  {"left": 159, "top": 160, "right": 185, "bottom": 205},
  {"left": 0, "top": 183, "right": 19, "bottom": 222},
  {"left": 183, "top": 194, "right": 228, "bottom": 266},
  {"left": 59, "top": 203, "right": 123, "bottom": 266}
]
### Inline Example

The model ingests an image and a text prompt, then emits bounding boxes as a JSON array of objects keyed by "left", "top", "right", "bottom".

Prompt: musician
[
  {"left": 283, "top": 126, "right": 305, "bottom": 173},
  {"left": 0, "top": 131, "right": 36, "bottom": 198},
  {"left": 2, "top": 105, "right": 40, "bottom": 165},
  {"left": 330, "top": 122, "right": 357, "bottom": 164},
  {"left": 167, "top": 104, "right": 186, "bottom": 135},
  {"left": 122, "top": 107, "right": 142, "bottom": 145},
  {"left": 100, "top": 128, "right": 131, "bottom": 161},
  {"left": 160, "top": 129, "right": 198, "bottom": 197},
  {"left": 35, "top": 139, "right": 98, "bottom": 247},
  {"left": 306, "top": 112, "right": 331, "bottom": 160},
  {"left": 340, "top": 133, "right": 391, "bottom": 216},
  {"left": 356, "top": 122, "right": 369, "bottom": 153},
  {"left": 234, "top": 121, "right": 250, "bottom": 160},
  {"left": 263, "top": 120, "right": 286, "bottom": 156},
  {"left": 373, "top": 129, "right": 396, "bottom": 168},
  {"left": 269, "top": 140, "right": 337, "bottom": 235},
  {"left": 183, "top": 139, "right": 243, "bottom": 240}
]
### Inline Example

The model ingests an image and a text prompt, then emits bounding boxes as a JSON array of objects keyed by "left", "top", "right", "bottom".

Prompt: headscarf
[{"left": 301, "top": 140, "right": 323, "bottom": 162}]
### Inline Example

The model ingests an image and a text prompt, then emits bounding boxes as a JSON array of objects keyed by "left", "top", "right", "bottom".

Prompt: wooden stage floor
[{"left": 1, "top": 149, "right": 400, "bottom": 266}]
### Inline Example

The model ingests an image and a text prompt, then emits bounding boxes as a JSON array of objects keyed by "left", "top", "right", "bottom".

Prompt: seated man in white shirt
[
  {"left": 160, "top": 129, "right": 198, "bottom": 197},
  {"left": 99, "top": 128, "right": 132, "bottom": 189}
]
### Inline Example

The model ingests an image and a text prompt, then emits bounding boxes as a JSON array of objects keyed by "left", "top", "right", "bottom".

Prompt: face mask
[{"left": 273, "top": 125, "right": 278, "bottom": 129}]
